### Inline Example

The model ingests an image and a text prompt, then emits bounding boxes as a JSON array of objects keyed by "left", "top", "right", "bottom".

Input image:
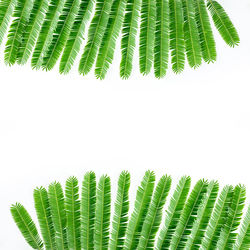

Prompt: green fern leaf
[
  {"left": 65, "top": 177, "right": 81, "bottom": 250},
  {"left": 124, "top": 170, "right": 155, "bottom": 250},
  {"left": 170, "top": 179, "right": 208, "bottom": 249},
  {"left": 59, "top": 0, "right": 94, "bottom": 74},
  {"left": 207, "top": 0, "right": 239, "bottom": 47},
  {"left": 156, "top": 176, "right": 191, "bottom": 250},
  {"left": 193, "top": 0, "right": 216, "bottom": 63},
  {"left": 138, "top": 175, "right": 172, "bottom": 249},
  {"left": 31, "top": 0, "right": 65, "bottom": 69},
  {"left": 139, "top": 0, "right": 156, "bottom": 75},
  {"left": 233, "top": 205, "right": 250, "bottom": 250},
  {"left": 216, "top": 185, "right": 246, "bottom": 249},
  {"left": 0, "top": 0, "right": 16, "bottom": 45},
  {"left": 120, "top": 0, "right": 141, "bottom": 79},
  {"left": 95, "top": 0, "right": 127, "bottom": 79},
  {"left": 4, "top": 0, "right": 33, "bottom": 65},
  {"left": 182, "top": 0, "right": 202, "bottom": 68},
  {"left": 81, "top": 171, "right": 96, "bottom": 250},
  {"left": 48, "top": 182, "right": 68, "bottom": 249},
  {"left": 169, "top": 0, "right": 185, "bottom": 73},
  {"left": 185, "top": 180, "right": 219, "bottom": 249},
  {"left": 94, "top": 175, "right": 111, "bottom": 250},
  {"left": 17, "top": 0, "right": 49, "bottom": 65},
  {"left": 78, "top": 0, "right": 113, "bottom": 76},
  {"left": 34, "top": 187, "right": 56, "bottom": 249},
  {"left": 42, "top": 0, "right": 81, "bottom": 71},
  {"left": 154, "top": 0, "right": 169, "bottom": 78},
  {"left": 10, "top": 203, "right": 43, "bottom": 249},
  {"left": 109, "top": 171, "right": 130, "bottom": 250}
]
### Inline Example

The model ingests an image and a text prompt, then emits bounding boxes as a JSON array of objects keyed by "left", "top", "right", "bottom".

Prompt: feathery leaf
[
  {"left": 94, "top": 175, "right": 111, "bottom": 250},
  {"left": 34, "top": 187, "right": 56, "bottom": 249},
  {"left": 124, "top": 170, "right": 155, "bottom": 250},
  {"left": 109, "top": 171, "right": 130, "bottom": 250},
  {"left": 156, "top": 176, "right": 191, "bottom": 250},
  {"left": 81, "top": 171, "right": 96, "bottom": 250},
  {"left": 138, "top": 175, "right": 172, "bottom": 249},
  {"left": 207, "top": 0, "right": 240, "bottom": 47},
  {"left": 11, "top": 203, "right": 43, "bottom": 249}
]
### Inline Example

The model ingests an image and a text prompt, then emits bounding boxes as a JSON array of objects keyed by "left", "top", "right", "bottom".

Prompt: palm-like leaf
[
  {"left": 233, "top": 205, "right": 250, "bottom": 250},
  {"left": 42, "top": 0, "right": 81, "bottom": 71},
  {"left": 10, "top": 203, "right": 43, "bottom": 249},
  {"left": 119, "top": 0, "right": 141, "bottom": 79},
  {"left": 169, "top": 179, "right": 208, "bottom": 249},
  {"left": 59, "top": 0, "right": 94, "bottom": 74},
  {"left": 95, "top": 0, "right": 127, "bottom": 79},
  {"left": 34, "top": 187, "right": 56, "bottom": 249},
  {"left": 94, "top": 175, "right": 111, "bottom": 250},
  {"left": 31, "top": 0, "right": 65, "bottom": 69},
  {"left": 169, "top": 0, "right": 185, "bottom": 73},
  {"left": 78, "top": 0, "right": 113, "bottom": 76},
  {"left": 0, "top": 0, "right": 16, "bottom": 45},
  {"left": 185, "top": 180, "right": 219, "bottom": 249},
  {"left": 139, "top": 0, "right": 156, "bottom": 75},
  {"left": 216, "top": 184, "right": 246, "bottom": 249},
  {"left": 81, "top": 171, "right": 96, "bottom": 250},
  {"left": 48, "top": 182, "right": 68, "bottom": 249},
  {"left": 65, "top": 177, "right": 81, "bottom": 250},
  {"left": 156, "top": 176, "right": 191, "bottom": 250},
  {"left": 154, "top": 0, "right": 169, "bottom": 78},
  {"left": 138, "top": 175, "right": 172, "bottom": 249},
  {"left": 207, "top": 0, "right": 240, "bottom": 47},
  {"left": 4, "top": 0, "right": 33, "bottom": 65},
  {"left": 109, "top": 171, "right": 130, "bottom": 250},
  {"left": 17, "top": 0, "right": 49, "bottom": 65},
  {"left": 124, "top": 170, "right": 155, "bottom": 249}
]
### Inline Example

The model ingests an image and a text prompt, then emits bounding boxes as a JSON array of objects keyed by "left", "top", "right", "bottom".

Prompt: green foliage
[{"left": 11, "top": 171, "right": 249, "bottom": 249}]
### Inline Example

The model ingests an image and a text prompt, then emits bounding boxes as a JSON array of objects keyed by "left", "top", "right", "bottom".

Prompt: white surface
[{"left": 0, "top": 0, "right": 250, "bottom": 249}]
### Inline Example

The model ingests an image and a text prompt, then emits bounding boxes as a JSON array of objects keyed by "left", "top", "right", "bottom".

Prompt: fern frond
[
  {"left": 216, "top": 184, "right": 246, "bottom": 249},
  {"left": 42, "top": 0, "right": 81, "bottom": 71},
  {"left": 139, "top": 0, "right": 156, "bottom": 75},
  {"left": 169, "top": 179, "right": 208, "bottom": 249},
  {"left": 4, "top": 0, "right": 33, "bottom": 65},
  {"left": 31, "top": 0, "right": 65, "bottom": 69},
  {"left": 193, "top": 0, "right": 216, "bottom": 63},
  {"left": 81, "top": 171, "right": 96, "bottom": 250},
  {"left": 156, "top": 176, "right": 191, "bottom": 250},
  {"left": 17, "top": 0, "right": 49, "bottom": 65},
  {"left": 185, "top": 180, "right": 219, "bottom": 249},
  {"left": 34, "top": 187, "right": 56, "bottom": 249},
  {"left": 48, "top": 182, "right": 68, "bottom": 249},
  {"left": 65, "top": 177, "right": 81, "bottom": 250},
  {"left": 124, "top": 170, "right": 155, "bottom": 250},
  {"left": 78, "top": 0, "right": 113, "bottom": 76},
  {"left": 207, "top": 0, "right": 239, "bottom": 47},
  {"left": 94, "top": 175, "right": 111, "bottom": 250},
  {"left": 182, "top": 0, "right": 202, "bottom": 68},
  {"left": 0, "top": 0, "right": 16, "bottom": 46},
  {"left": 201, "top": 185, "right": 233, "bottom": 249},
  {"left": 109, "top": 171, "right": 130, "bottom": 250},
  {"left": 119, "top": 0, "right": 141, "bottom": 79},
  {"left": 95, "top": 0, "right": 127, "bottom": 79},
  {"left": 59, "top": 0, "right": 94, "bottom": 74},
  {"left": 10, "top": 203, "right": 43, "bottom": 249},
  {"left": 138, "top": 175, "right": 172, "bottom": 249},
  {"left": 154, "top": 0, "right": 169, "bottom": 78},
  {"left": 233, "top": 205, "right": 250, "bottom": 250},
  {"left": 169, "top": 0, "right": 185, "bottom": 73}
]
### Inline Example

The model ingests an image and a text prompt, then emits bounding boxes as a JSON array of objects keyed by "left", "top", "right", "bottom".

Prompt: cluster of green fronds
[
  {"left": 11, "top": 171, "right": 250, "bottom": 249},
  {"left": 0, "top": 0, "right": 239, "bottom": 79}
]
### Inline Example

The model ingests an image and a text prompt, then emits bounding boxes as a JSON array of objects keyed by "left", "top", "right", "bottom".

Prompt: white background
[{"left": 0, "top": 0, "right": 250, "bottom": 249}]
